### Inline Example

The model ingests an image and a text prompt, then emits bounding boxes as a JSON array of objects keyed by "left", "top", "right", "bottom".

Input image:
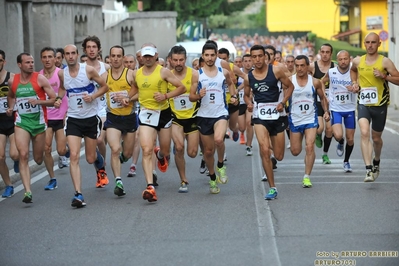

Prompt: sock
[
  {"left": 373, "top": 158, "right": 380, "bottom": 166},
  {"left": 304, "top": 174, "right": 310, "bottom": 179},
  {"left": 209, "top": 173, "right": 217, "bottom": 181},
  {"left": 344, "top": 143, "right": 354, "bottom": 162},
  {"left": 323, "top": 136, "right": 332, "bottom": 153},
  {"left": 339, "top": 138, "right": 344, "bottom": 145},
  {"left": 147, "top": 184, "right": 154, "bottom": 188},
  {"left": 217, "top": 161, "right": 224, "bottom": 169},
  {"left": 115, "top": 177, "right": 121, "bottom": 181},
  {"left": 366, "top": 165, "right": 373, "bottom": 171}
]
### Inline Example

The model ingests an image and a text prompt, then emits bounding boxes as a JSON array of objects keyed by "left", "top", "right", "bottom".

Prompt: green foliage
[{"left": 315, "top": 37, "right": 368, "bottom": 60}]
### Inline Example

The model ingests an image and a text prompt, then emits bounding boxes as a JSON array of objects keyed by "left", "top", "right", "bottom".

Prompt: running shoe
[
  {"left": 239, "top": 133, "right": 245, "bottom": 144},
  {"left": 336, "top": 143, "right": 344, "bottom": 157},
  {"left": 96, "top": 169, "right": 109, "bottom": 188},
  {"left": 322, "top": 154, "right": 331, "bottom": 164},
  {"left": 65, "top": 144, "right": 70, "bottom": 158},
  {"left": 343, "top": 162, "right": 352, "bottom": 173},
  {"left": 246, "top": 146, "right": 253, "bottom": 156},
  {"left": 119, "top": 152, "right": 129, "bottom": 164},
  {"left": 142, "top": 185, "right": 157, "bottom": 202},
  {"left": 2, "top": 186, "right": 14, "bottom": 198},
  {"left": 209, "top": 180, "right": 220, "bottom": 194},
  {"left": 271, "top": 157, "right": 277, "bottom": 170},
  {"left": 223, "top": 152, "right": 227, "bottom": 162},
  {"left": 22, "top": 192, "right": 33, "bottom": 203},
  {"left": 44, "top": 178, "right": 58, "bottom": 190},
  {"left": 286, "top": 141, "right": 291, "bottom": 149},
  {"left": 71, "top": 193, "right": 86, "bottom": 208},
  {"left": 216, "top": 165, "right": 228, "bottom": 184},
  {"left": 13, "top": 160, "right": 19, "bottom": 173},
  {"left": 373, "top": 165, "right": 380, "bottom": 180},
  {"left": 154, "top": 146, "right": 168, "bottom": 172},
  {"left": 153, "top": 171, "right": 159, "bottom": 186},
  {"left": 265, "top": 188, "right": 278, "bottom": 200},
  {"left": 58, "top": 156, "right": 69, "bottom": 169},
  {"left": 94, "top": 150, "right": 104, "bottom": 169},
  {"left": 364, "top": 169, "right": 374, "bottom": 182},
  {"left": 178, "top": 181, "right": 189, "bottom": 193},
  {"left": 261, "top": 174, "right": 267, "bottom": 182},
  {"left": 114, "top": 179, "right": 126, "bottom": 197},
  {"left": 199, "top": 159, "right": 207, "bottom": 174},
  {"left": 232, "top": 131, "right": 239, "bottom": 142},
  {"left": 315, "top": 134, "right": 323, "bottom": 148},
  {"left": 302, "top": 177, "right": 312, "bottom": 188},
  {"left": 224, "top": 132, "right": 230, "bottom": 139},
  {"left": 127, "top": 164, "right": 137, "bottom": 177}
]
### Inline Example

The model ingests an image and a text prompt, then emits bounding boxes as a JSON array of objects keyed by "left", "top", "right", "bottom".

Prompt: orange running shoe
[
  {"left": 154, "top": 147, "right": 168, "bottom": 173},
  {"left": 239, "top": 132, "right": 246, "bottom": 145},
  {"left": 142, "top": 185, "right": 157, "bottom": 202},
  {"left": 96, "top": 169, "right": 109, "bottom": 188}
]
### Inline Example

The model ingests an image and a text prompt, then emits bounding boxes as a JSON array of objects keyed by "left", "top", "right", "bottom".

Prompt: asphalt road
[{"left": 1, "top": 107, "right": 399, "bottom": 266}]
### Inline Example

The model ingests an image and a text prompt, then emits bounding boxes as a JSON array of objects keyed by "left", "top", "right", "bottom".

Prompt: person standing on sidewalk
[
  {"left": 350, "top": 32, "right": 399, "bottom": 182},
  {"left": 7, "top": 52, "right": 57, "bottom": 203},
  {"left": 0, "top": 50, "right": 19, "bottom": 198}
]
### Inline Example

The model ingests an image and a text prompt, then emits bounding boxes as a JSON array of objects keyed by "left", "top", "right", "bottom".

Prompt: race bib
[
  {"left": 69, "top": 92, "right": 89, "bottom": 110},
  {"left": 292, "top": 99, "right": 314, "bottom": 116},
  {"left": 238, "top": 90, "right": 245, "bottom": 105},
  {"left": 173, "top": 94, "right": 192, "bottom": 110},
  {"left": 139, "top": 108, "right": 160, "bottom": 126},
  {"left": 359, "top": 87, "right": 378, "bottom": 105},
  {"left": 0, "top": 97, "right": 8, "bottom": 113},
  {"left": 16, "top": 96, "right": 40, "bottom": 114},
  {"left": 257, "top": 102, "right": 279, "bottom": 120},
  {"left": 334, "top": 91, "right": 351, "bottom": 105},
  {"left": 109, "top": 91, "right": 128, "bottom": 109}
]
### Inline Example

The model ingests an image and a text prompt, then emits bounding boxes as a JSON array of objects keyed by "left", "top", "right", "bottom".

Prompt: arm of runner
[
  {"left": 350, "top": 57, "right": 360, "bottom": 93},
  {"left": 243, "top": 74, "right": 253, "bottom": 112},
  {"left": 54, "top": 69, "right": 65, "bottom": 109},
  {"left": 122, "top": 69, "right": 138, "bottom": 106},
  {"left": 189, "top": 73, "right": 205, "bottom": 102},
  {"left": 158, "top": 68, "right": 185, "bottom": 102},
  {"left": 87, "top": 65, "right": 109, "bottom": 103},
  {"left": 314, "top": 78, "right": 330, "bottom": 121},
  {"left": 33, "top": 73, "right": 57, "bottom": 107},
  {"left": 221, "top": 59, "right": 237, "bottom": 84},
  {"left": 224, "top": 69, "right": 238, "bottom": 105},
  {"left": 274, "top": 66, "right": 294, "bottom": 112},
  {"left": 6, "top": 76, "right": 16, "bottom": 116},
  {"left": 233, "top": 65, "right": 246, "bottom": 80},
  {"left": 378, "top": 57, "right": 399, "bottom": 86}
]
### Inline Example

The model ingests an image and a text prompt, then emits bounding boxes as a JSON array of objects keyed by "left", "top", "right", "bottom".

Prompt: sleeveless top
[
  {"left": 249, "top": 65, "right": 285, "bottom": 119},
  {"left": 64, "top": 63, "right": 98, "bottom": 118},
  {"left": 0, "top": 72, "right": 15, "bottom": 117},
  {"left": 289, "top": 74, "right": 317, "bottom": 126},
  {"left": 169, "top": 67, "right": 198, "bottom": 119},
  {"left": 197, "top": 67, "right": 228, "bottom": 118},
  {"left": 11, "top": 72, "right": 47, "bottom": 127},
  {"left": 96, "top": 61, "right": 108, "bottom": 112},
  {"left": 357, "top": 55, "right": 389, "bottom": 106},
  {"left": 328, "top": 67, "right": 356, "bottom": 112},
  {"left": 105, "top": 67, "right": 134, "bottom": 116},
  {"left": 39, "top": 67, "right": 68, "bottom": 120},
  {"left": 314, "top": 61, "right": 335, "bottom": 102},
  {"left": 136, "top": 64, "right": 169, "bottom": 110}
]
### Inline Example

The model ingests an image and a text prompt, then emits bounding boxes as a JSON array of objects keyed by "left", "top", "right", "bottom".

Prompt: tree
[{"left": 118, "top": 0, "right": 257, "bottom": 23}]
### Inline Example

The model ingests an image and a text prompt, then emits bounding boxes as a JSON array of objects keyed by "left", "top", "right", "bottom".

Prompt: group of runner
[{"left": 1, "top": 31, "right": 398, "bottom": 205}]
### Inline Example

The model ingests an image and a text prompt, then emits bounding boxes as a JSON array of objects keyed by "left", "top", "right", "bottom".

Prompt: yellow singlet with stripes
[
  {"left": 169, "top": 67, "right": 198, "bottom": 119},
  {"left": 136, "top": 64, "right": 169, "bottom": 110},
  {"left": 358, "top": 55, "right": 389, "bottom": 106},
  {"left": 106, "top": 68, "right": 134, "bottom": 116}
]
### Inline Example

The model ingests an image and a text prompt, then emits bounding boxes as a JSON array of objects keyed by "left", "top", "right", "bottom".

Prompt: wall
[
  {"left": 0, "top": 0, "right": 177, "bottom": 73},
  {"left": 360, "top": 0, "right": 389, "bottom": 52},
  {"left": 266, "top": 0, "right": 340, "bottom": 40}
]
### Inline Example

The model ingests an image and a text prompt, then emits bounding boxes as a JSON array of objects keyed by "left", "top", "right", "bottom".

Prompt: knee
[
  {"left": 187, "top": 148, "right": 198, "bottom": 158},
  {"left": 214, "top": 138, "right": 224, "bottom": 147},
  {"left": 290, "top": 147, "right": 301, "bottom": 156}
]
